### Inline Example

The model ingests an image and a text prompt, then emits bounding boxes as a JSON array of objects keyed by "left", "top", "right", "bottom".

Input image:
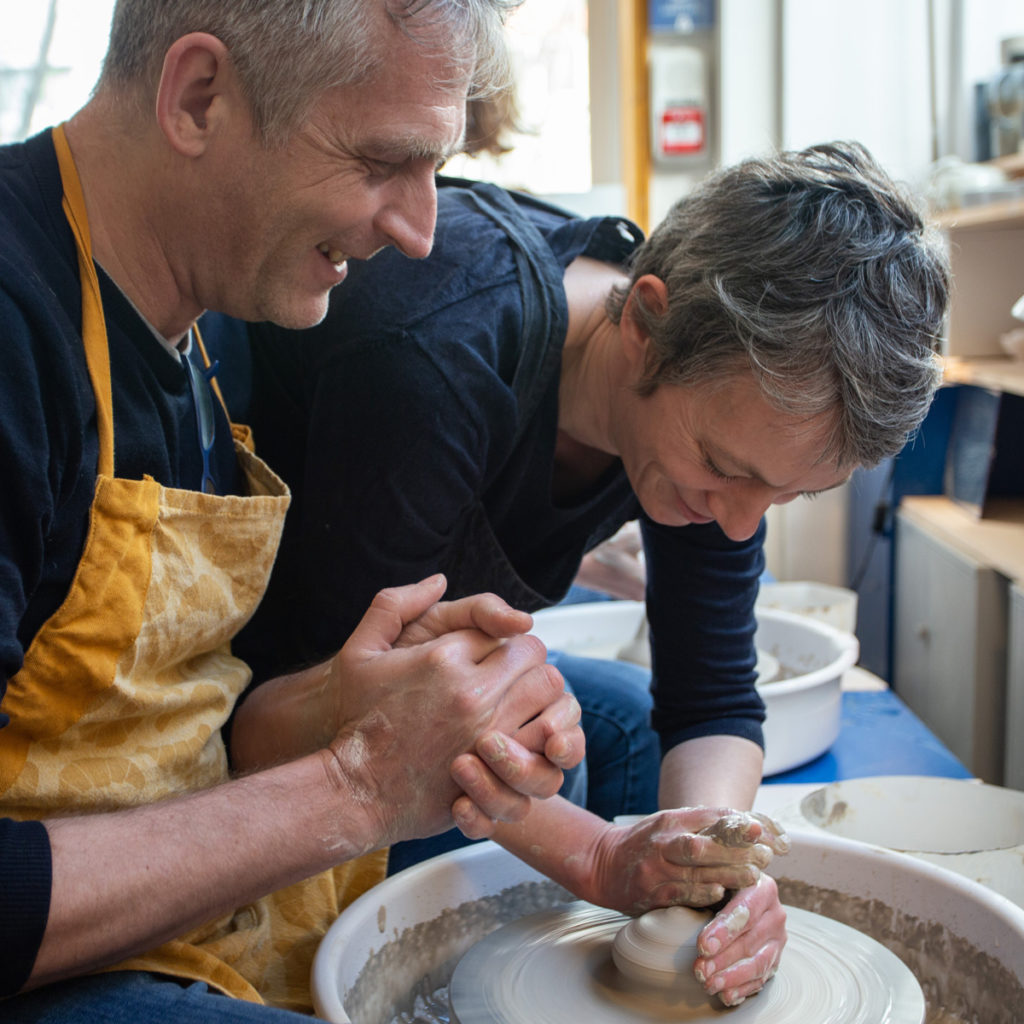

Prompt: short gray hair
[
  {"left": 607, "top": 141, "right": 950, "bottom": 468},
  {"left": 98, "top": 0, "right": 520, "bottom": 143}
]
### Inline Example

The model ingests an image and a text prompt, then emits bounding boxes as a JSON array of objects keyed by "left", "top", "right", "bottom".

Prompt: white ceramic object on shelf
[
  {"left": 529, "top": 602, "right": 858, "bottom": 776},
  {"left": 310, "top": 833, "right": 1024, "bottom": 1024},
  {"left": 999, "top": 326, "right": 1024, "bottom": 360}
]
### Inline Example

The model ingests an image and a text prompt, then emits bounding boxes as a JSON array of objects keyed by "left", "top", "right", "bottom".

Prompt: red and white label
[{"left": 660, "top": 106, "right": 705, "bottom": 155}]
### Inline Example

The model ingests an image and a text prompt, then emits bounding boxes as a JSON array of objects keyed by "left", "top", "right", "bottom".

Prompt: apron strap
[
  {"left": 53, "top": 124, "right": 233, "bottom": 466},
  {"left": 459, "top": 182, "right": 568, "bottom": 447},
  {"left": 52, "top": 123, "right": 115, "bottom": 478}
]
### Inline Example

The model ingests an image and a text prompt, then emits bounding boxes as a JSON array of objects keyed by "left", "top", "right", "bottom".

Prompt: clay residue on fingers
[
  {"left": 751, "top": 812, "right": 791, "bottom": 853},
  {"left": 699, "top": 811, "right": 790, "bottom": 855},
  {"left": 698, "top": 812, "right": 756, "bottom": 847},
  {"left": 699, "top": 902, "right": 751, "bottom": 959},
  {"left": 721, "top": 903, "right": 751, "bottom": 938},
  {"left": 478, "top": 732, "right": 520, "bottom": 780}
]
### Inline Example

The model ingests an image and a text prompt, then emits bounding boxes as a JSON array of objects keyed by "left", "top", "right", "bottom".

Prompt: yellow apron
[{"left": 0, "top": 124, "right": 386, "bottom": 1012}]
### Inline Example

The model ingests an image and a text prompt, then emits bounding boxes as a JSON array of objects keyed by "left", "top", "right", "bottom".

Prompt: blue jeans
[
  {"left": 549, "top": 651, "right": 660, "bottom": 822},
  {"left": 386, "top": 650, "right": 660, "bottom": 875},
  {"left": 1, "top": 971, "right": 314, "bottom": 1023}
]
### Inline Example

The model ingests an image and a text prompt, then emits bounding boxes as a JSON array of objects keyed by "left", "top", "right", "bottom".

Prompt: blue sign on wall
[{"left": 649, "top": 0, "right": 716, "bottom": 34}]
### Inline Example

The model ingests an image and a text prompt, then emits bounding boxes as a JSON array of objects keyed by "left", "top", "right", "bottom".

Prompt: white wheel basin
[{"left": 311, "top": 833, "right": 1024, "bottom": 1024}]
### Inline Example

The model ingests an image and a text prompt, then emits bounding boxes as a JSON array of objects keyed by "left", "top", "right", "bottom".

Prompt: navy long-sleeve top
[{"left": 228, "top": 178, "right": 767, "bottom": 764}]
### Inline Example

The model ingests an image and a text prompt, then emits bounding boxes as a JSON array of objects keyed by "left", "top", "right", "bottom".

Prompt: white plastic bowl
[
  {"left": 755, "top": 580, "right": 858, "bottom": 634},
  {"left": 754, "top": 608, "right": 859, "bottom": 775},
  {"left": 311, "top": 834, "right": 1024, "bottom": 1024},
  {"left": 530, "top": 599, "right": 648, "bottom": 661},
  {"left": 529, "top": 602, "right": 858, "bottom": 776}
]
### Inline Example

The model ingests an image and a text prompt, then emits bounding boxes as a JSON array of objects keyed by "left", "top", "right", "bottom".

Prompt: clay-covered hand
[
  {"left": 450, "top": 689, "right": 585, "bottom": 839},
  {"left": 391, "top": 581, "right": 585, "bottom": 839},
  {"left": 694, "top": 873, "right": 787, "bottom": 1007},
  {"left": 585, "top": 807, "right": 790, "bottom": 914},
  {"left": 393, "top": 584, "right": 586, "bottom": 779},
  {"left": 324, "top": 576, "right": 574, "bottom": 844},
  {"left": 393, "top": 588, "right": 536, "bottom": 648},
  {"left": 583, "top": 807, "right": 789, "bottom": 1006}
]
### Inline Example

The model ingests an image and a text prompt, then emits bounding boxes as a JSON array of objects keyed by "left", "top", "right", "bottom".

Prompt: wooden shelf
[
  {"left": 943, "top": 356, "right": 1024, "bottom": 398},
  {"left": 900, "top": 495, "right": 1024, "bottom": 585},
  {"left": 933, "top": 199, "right": 1024, "bottom": 358},
  {"left": 991, "top": 152, "right": 1024, "bottom": 180},
  {"left": 933, "top": 198, "right": 1024, "bottom": 231}
]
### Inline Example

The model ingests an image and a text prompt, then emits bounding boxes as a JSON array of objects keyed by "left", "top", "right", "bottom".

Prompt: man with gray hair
[{"left": 0, "top": 1, "right": 586, "bottom": 1018}]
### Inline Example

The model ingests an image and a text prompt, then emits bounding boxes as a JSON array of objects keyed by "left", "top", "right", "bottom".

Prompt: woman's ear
[
  {"left": 155, "top": 33, "right": 235, "bottom": 157},
  {"left": 620, "top": 274, "right": 669, "bottom": 365}
]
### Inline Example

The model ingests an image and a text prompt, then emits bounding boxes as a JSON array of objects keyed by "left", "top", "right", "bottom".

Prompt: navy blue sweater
[
  {"left": 0, "top": 131, "right": 240, "bottom": 996},
  {"left": 226, "top": 179, "right": 767, "bottom": 765}
]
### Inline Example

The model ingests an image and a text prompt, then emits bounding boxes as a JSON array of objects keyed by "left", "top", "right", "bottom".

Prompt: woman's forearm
[
  {"left": 659, "top": 734, "right": 764, "bottom": 811},
  {"left": 491, "top": 795, "right": 613, "bottom": 903}
]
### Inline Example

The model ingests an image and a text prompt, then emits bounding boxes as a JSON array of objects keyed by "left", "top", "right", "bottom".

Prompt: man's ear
[
  {"left": 620, "top": 274, "right": 668, "bottom": 365},
  {"left": 155, "top": 33, "right": 235, "bottom": 157}
]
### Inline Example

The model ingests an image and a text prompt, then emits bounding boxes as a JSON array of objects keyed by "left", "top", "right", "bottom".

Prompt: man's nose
[{"left": 374, "top": 168, "right": 437, "bottom": 259}]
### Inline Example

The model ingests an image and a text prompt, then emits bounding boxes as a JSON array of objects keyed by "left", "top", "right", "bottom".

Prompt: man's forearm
[{"left": 29, "top": 749, "right": 375, "bottom": 990}]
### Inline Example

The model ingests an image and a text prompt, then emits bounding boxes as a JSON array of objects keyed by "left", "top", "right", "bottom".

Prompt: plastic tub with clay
[{"left": 529, "top": 602, "right": 858, "bottom": 776}]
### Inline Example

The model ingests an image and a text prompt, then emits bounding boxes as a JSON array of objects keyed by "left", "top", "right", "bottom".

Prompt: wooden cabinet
[
  {"left": 888, "top": 373, "right": 1024, "bottom": 791},
  {"left": 888, "top": 181, "right": 1024, "bottom": 786},
  {"left": 894, "top": 500, "right": 1010, "bottom": 784},
  {"left": 934, "top": 185, "right": 1024, "bottom": 359}
]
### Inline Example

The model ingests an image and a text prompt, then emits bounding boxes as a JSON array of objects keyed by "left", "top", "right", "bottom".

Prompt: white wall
[
  {"left": 781, "top": 0, "right": 1024, "bottom": 187},
  {"left": 714, "top": 0, "right": 1024, "bottom": 584},
  {"left": 718, "top": 0, "right": 781, "bottom": 165},
  {"left": 780, "top": 0, "right": 934, "bottom": 184},
  {"left": 0, "top": 0, "right": 115, "bottom": 142}
]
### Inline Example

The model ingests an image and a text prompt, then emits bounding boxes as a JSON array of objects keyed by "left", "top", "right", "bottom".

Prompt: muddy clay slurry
[{"left": 345, "top": 877, "right": 1019, "bottom": 1024}]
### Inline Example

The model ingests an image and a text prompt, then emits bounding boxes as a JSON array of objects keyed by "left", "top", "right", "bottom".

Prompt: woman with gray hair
[
  {"left": 232, "top": 139, "right": 950, "bottom": 1009},
  {"left": 610, "top": 141, "right": 946, "bottom": 469}
]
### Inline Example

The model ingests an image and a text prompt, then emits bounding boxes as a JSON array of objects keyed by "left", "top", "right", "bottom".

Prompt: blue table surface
[{"left": 763, "top": 689, "right": 972, "bottom": 784}]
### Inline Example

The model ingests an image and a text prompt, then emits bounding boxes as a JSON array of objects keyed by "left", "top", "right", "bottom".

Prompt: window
[
  {"left": 443, "top": 0, "right": 593, "bottom": 196},
  {"left": 0, "top": 0, "right": 115, "bottom": 143},
  {"left": 0, "top": 0, "right": 596, "bottom": 200}
]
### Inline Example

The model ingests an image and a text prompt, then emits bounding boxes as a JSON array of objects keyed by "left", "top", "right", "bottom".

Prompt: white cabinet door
[
  {"left": 1007, "top": 583, "right": 1024, "bottom": 791},
  {"left": 894, "top": 512, "right": 1008, "bottom": 783}
]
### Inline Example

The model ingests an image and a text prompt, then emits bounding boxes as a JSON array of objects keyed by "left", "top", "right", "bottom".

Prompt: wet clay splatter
[
  {"left": 343, "top": 880, "right": 570, "bottom": 1024},
  {"left": 777, "top": 878, "right": 1023, "bottom": 1024}
]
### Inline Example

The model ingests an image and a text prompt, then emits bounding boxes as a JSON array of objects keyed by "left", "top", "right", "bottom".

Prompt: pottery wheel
[{"left": 448, "top": 902, "right": 925, "bottom": 1024}]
